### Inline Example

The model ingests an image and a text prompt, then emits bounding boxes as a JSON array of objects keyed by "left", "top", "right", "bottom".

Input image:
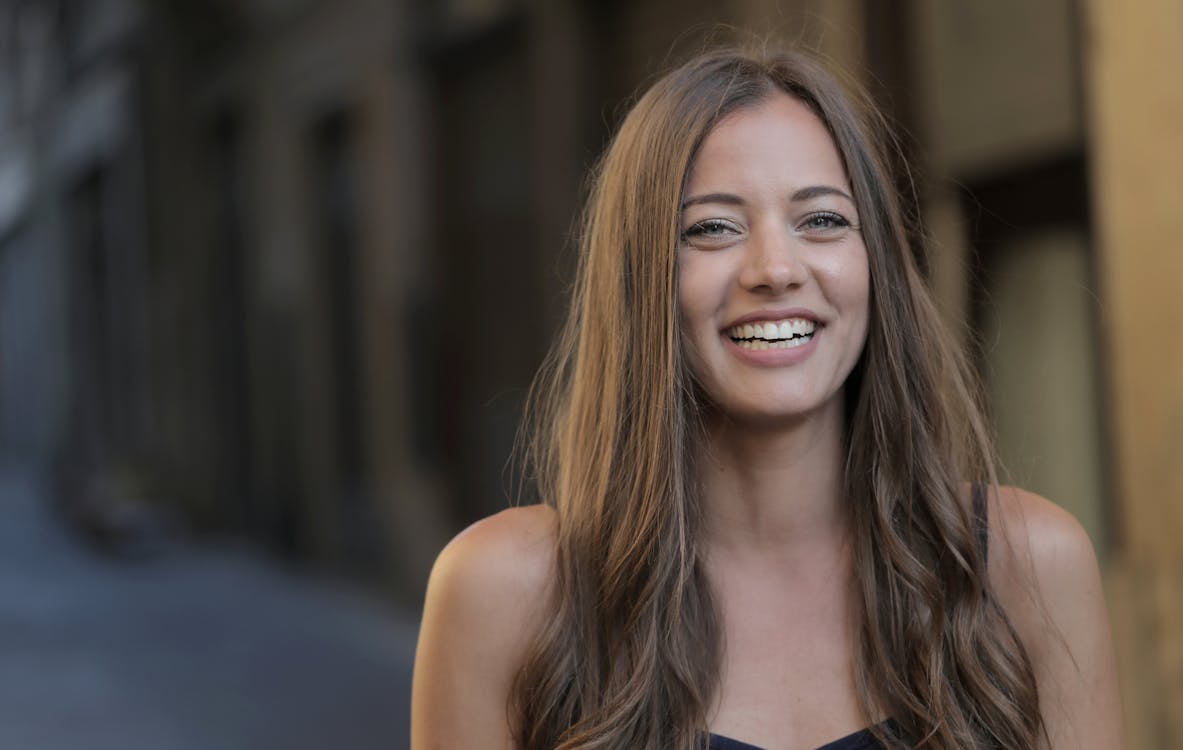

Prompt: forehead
[{"left": 685, "top": 92, "right": 850, "bottom": 193}]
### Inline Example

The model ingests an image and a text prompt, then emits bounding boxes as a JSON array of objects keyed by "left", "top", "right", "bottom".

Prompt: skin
[{"left": 410, "top": 93, "right": 1125, "bottom": 749}]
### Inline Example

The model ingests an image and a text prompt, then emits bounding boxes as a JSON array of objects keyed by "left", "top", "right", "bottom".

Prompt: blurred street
[{"left": 0, "top": 464, "right": 417, "bottom": 750}]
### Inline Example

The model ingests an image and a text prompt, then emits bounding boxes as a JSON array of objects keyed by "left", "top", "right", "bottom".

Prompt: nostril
[{"left": 741, "top": 259, "right": 800, "bottom": 292}]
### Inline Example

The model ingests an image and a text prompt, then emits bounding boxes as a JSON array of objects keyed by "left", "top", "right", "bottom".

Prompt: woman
[{"left": 411, "top": 48, "right": 1124, "bottom": 749}]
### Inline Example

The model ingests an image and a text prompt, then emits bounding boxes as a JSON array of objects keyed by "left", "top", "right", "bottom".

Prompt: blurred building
[{"left": 0, "top": 0, "right": 1178, "bottom": 745}]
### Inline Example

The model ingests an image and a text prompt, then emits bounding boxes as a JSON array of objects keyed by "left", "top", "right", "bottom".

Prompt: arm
[
  {"left": 992, "top": 487, "right": 1126, "bottom": 749},
  {"left": 411, "top": 505, "right": 556, "bottom": 750}
]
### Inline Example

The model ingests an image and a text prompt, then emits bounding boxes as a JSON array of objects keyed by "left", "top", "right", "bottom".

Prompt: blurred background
[{"left": 0, "top": 0, "right": 1178, "bottom": 747}]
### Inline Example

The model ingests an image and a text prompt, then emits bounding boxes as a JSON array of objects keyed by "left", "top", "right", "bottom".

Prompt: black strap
[{"left": 971, "top": 481, "right": 989, "bottom": 567}]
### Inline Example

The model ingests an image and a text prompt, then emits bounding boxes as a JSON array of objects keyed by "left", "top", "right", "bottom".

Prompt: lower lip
[{"left": 724, "top": 331, "right": 820, "bottom": 366}]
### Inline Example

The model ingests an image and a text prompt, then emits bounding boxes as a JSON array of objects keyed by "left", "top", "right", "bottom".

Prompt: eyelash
[
  {"left": 681, "top": 219, "right": 737, "bottom": 240},
  {"left": 800, "top": 211, "right": 851, "bottom": 231}
]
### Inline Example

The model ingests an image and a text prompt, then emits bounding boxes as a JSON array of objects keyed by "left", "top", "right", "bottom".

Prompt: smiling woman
[{"left": 411, "top": 47, "right": 1124, "bottom": 750}]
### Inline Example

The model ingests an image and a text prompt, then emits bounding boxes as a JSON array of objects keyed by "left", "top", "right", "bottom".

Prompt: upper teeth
[{"left": 728, "top": 318, "right": 816, "bottom": 341}]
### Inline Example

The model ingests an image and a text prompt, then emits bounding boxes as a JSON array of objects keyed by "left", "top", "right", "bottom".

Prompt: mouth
[{"left": 725, "top": 317, "right": 818, "bottom": 350}]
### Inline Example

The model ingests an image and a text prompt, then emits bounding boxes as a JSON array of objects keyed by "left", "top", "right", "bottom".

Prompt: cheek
[
  {"left": 846, "top": 251, "right": 872, "bottom": 351},
  {"left": 675, "top": 256, "right": 714, "bottom": 330},
  {"left": 827, "top": 243, "right": 870, "bottom": 313},
  {"left": 675, "top": 260, "right": 718, "bottom": 380},
  {"left": 815, "top": 244, "right": 871, "bottom": 350},
  {"left": 850, "top": 263, "right": 871, "bottom": 324}
]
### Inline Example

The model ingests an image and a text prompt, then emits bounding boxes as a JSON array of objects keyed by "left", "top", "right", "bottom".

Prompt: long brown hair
[{"left": 512, "top": 47, "right": 1041, "bottom": 749}]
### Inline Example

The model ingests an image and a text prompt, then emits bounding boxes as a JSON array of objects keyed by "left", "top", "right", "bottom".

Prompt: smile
[{"left": 726, "top": 318, "right": 817, "bottom": 350}]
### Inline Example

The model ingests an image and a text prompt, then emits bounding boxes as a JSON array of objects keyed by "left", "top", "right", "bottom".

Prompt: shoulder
[
  {"left": 419, "top": 503, "right": 557, "bottom": 657},
  {"left": 987, "top": 485, "right": 1102, "bottom": 629},
  {"left": 411, "top": 504, "right": 558, "bottom": 749},
  {"left": 427, "top": 503, "right": 557, "bottom": 612},
  {"left": 988, "top": 486, "right": 1097, "bottom": 590},
  {"left": 986, "top": 485, "right": 1102, "bottom": 655},
  {"left": 986, "top": 486, "right": 1126, "bottom": 748}
]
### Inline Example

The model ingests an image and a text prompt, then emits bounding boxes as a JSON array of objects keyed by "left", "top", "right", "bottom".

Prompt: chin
[{"left": 706, "top": 395, "right": 840, "bottom": 429}]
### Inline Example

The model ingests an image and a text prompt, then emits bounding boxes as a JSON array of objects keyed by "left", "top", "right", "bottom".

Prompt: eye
[
  {"left": 680, "top": 218, "right": 741, "bottom": 246},
  {"left": 798, "top": 211, "right": 853, "bottom": 235}
]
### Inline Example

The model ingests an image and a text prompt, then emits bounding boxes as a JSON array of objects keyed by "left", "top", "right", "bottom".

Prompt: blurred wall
[
  {"left": 0, "top": 0, "right": 1178, "bottom": 744},
  {"left": 1080, "top": 0, "right": 1183, "bottom": 742}
]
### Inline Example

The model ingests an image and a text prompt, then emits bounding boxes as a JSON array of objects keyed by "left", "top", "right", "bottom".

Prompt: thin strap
[{"left": 972, "top": 481, "right": 989, "bottom": 567}]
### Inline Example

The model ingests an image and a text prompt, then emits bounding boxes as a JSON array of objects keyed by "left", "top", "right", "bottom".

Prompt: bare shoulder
[
  {"left": 987, "top": 486, "right": 1106, "bottom": 642},
  {"left": 988, "top": 486, "right": 1097, "bottom": 595},
  {"left": 986, "top": 486, "right": 1125, "bottom": 749},
  {"left": 411, "top": 504, "right": 558, "bottom": 750},
  {"left": 430, "top": 503, "right": 557, "bottom": 610},
  {"left": 420, "top": 502, "right": 557, "bottom": 657}
]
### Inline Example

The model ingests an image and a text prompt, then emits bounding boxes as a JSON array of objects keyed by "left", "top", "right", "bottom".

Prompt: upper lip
[{"left": 723, "top": 307, "right": 822, "bottom": 330}]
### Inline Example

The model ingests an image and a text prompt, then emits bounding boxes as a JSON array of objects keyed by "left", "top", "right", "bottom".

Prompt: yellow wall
[{"left": 1082, "top": 0, "right": 1183, "bottom": 744}]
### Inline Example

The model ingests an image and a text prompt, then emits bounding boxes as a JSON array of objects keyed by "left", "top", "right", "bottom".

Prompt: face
[{"left": 677, "top": 91, "right": 870, "bottom": 427}]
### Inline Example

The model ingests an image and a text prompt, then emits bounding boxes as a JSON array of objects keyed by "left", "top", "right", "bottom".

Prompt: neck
[{"left": 699, "top": 398, "right": 849, "bottom": 554}]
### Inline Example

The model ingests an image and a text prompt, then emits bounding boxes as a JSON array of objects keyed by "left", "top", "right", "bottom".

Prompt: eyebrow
[{"left": 680, "top": 185, "right": 855, "bottom": 209}]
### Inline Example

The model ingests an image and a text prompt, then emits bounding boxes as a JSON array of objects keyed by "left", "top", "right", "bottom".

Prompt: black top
[
  {"left": 704, "top": 483, "right": 990, "bottom": 750},
  {"left": 707, "top": 726, "right": 885, "bottom": 750}
]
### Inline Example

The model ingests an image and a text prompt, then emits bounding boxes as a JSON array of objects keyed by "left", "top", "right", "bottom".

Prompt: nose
[{"left": 738, "top": 221, "right": 804, "bottom": 294}]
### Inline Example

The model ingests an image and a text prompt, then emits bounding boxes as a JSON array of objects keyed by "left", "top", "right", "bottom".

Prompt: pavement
[{"left": 0, "top": 464, "right": 419, "bottom": 750}]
